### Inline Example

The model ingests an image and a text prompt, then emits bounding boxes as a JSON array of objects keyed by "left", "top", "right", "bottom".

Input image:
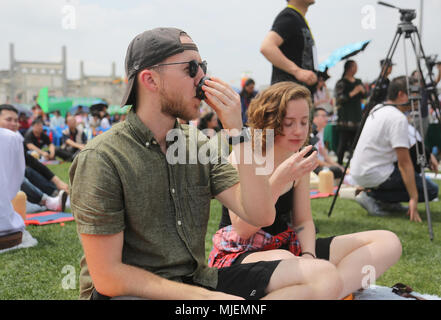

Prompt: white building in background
[{"left": 0, "top": 43, "right": 125, "bottom": 106}]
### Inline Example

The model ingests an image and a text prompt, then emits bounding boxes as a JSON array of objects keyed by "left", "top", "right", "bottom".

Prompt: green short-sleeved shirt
[{"left": 69, "top": 109, "right": 239, "bottom": 300}]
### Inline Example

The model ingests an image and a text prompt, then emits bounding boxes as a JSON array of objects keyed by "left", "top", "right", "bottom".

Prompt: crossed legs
[
  {"left": 239, "top": 230, "right": 402, "bottom": 300},
  {"left": 241, "top": 249, "right": 343, "bottom": 300},
  {"left": 328, "top": 230, "right": 402, "bottom": 299}
]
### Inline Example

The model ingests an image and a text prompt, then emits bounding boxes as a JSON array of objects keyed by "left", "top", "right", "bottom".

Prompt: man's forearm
[
  {"left": 94, "top": 262, "right": 215, "bottom": 300},
  {"left": 261, "top": 43, "right": 299, "bottom": 77},
  {"left": 66, "top": 139, "right": 84, "bottom": 150},
  {"left": 27, "top": 143, "right": 45, "bottom": 155},
  {"left": 398, "top": 162, "right": 418, "bottom": 201}
]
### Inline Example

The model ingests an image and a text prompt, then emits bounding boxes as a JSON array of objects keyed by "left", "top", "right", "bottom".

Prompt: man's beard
[{"left": 160, "top": 87, "right": 200, "bottom": 121}]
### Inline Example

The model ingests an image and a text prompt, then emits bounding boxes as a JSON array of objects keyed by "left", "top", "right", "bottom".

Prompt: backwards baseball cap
[{"left": 121, "top": 27, "right": 199, "bottom": 107}]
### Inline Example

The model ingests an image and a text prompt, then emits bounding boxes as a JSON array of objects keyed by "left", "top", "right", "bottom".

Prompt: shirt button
[
  {"left": 171, "top": 188, "right": 175, "bottom": 194},
  {"left": 145, "top": 142, "right": 150, "bottom": 147},
  {"left": 177, "top": 220, "right": 182, "bottom": 226}
]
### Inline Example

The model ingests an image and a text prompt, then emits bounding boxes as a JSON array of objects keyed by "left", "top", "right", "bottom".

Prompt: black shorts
[{"left": 216, "top": 260, "right": 281, "bottom": 300}]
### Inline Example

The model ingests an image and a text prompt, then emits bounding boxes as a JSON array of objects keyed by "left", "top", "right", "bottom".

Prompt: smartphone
[{"left": 303, "top": 145, "right": 317, "bottom": 158}]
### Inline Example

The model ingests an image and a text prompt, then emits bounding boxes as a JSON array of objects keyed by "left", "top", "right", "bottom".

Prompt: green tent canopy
[
  {"left": 36, "top": 87, "right": 106, "bottom": 117},
  {"left": 108, "top": 104, "right": 131, "bottom": 115}
]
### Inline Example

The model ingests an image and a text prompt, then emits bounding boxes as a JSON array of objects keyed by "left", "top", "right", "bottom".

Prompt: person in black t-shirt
[
  {"left": 24, "top": 118, "right": 56, "bottom": 160},
  {"left": 260, "top": 0, "right": 318, "bottom": 91}
]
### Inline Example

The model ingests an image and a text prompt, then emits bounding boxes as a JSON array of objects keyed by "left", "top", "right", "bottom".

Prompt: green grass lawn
[{"left": 1, "top": 162, "right": 440, "bottom": 299}]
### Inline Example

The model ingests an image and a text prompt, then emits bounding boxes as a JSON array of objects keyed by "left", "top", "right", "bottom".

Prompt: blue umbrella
[
  {"left": 70, "top": 105, "right": 90, "bottom": 114},
  {"left": 318, "top": 40, "right": 370, "bottom": 72}
]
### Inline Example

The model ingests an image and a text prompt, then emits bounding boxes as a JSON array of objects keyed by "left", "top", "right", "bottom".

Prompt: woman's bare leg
[{"left": 329, "top": 230, "right": 402, "bottom": 299}]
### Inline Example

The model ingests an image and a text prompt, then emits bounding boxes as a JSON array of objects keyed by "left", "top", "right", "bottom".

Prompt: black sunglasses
[{"left": 150, "top": 60, "right": 207, "bottom": 78}]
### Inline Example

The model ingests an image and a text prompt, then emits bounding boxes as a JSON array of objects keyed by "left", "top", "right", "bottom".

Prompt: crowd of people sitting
[{"left": 0, "top": 101, "right": 129, "bottom": 231}]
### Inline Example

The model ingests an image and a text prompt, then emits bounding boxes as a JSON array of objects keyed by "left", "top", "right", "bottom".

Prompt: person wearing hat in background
[
  {"left": 369, "top": 58, "right": 395, "bottom": 106},
  {"left": 70, "top": 27, "right": 295, "bottom": 300},
  {"left": 260, "top": 0, "right": 318, "bottom": 91}
]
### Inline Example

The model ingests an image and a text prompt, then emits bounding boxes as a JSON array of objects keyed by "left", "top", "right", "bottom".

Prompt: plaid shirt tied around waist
[{"left": 208, "top": 225, "right": 302, "bottom": 268}]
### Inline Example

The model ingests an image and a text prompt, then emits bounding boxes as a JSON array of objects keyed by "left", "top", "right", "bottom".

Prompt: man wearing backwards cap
[{"left": 70, "top": 27, "right": 330, "bottom": 300}]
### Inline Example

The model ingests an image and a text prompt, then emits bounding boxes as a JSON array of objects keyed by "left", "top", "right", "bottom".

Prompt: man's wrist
[
  {"left": 291, "top": 65, "right": 301, "bottom": 77},
  {"left": 226, "top": 127, "right": 251, "bottom": 146},
  {"left": 224, "top": 127, "right": 242, "bottom": 137}
]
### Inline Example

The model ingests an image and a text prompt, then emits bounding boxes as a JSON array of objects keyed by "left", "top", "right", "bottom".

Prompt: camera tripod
[{"left": 327, "top": 1, "right": 440, "bottom": 241}]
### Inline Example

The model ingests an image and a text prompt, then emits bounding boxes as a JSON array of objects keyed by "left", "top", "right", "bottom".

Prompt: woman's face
[
  {"left": 207, "top": 114, "right": 218, "bottom": 129},
  {"left": 350, "top": 62, "right": 358, "bottom": 75},
  {"left": 245, "top": 83, "right": 255, "bottom": 94},
  {"left": 274, "top": 99, "right": 310, "bottom": 152}
]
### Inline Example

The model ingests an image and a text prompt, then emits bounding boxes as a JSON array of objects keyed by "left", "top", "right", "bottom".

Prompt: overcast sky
[{"left": 1, "top": 0, "right": 440, "bottom": 90}]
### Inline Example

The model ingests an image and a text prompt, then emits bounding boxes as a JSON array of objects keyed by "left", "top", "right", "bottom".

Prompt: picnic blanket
[
  {"left": 354, "top": 285, "right": 441, "bottom": 300},
  {"left": 310, "top": 187, "right": 338, "bottom": 199},
  {"left": 25, "top": 211, "right": 74, "bottom": 226},
  {"left": 40, "top": 160, "right": 61, "bottom": 166}
]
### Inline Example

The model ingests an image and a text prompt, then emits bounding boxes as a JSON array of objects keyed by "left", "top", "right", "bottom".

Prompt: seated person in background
[
  {"left": 313, "top": 73, "right": 333, "bottom": 115},
  {"left": 50, "top": 110, "right": 65, "bottom": 129},
  {"left": 88, "top": 112, "right": 101, "bottom": 130},
  {"left": 28, "top": 104, "right": 43, "bottom": 127},
  {"left": 0, "top": 127, "right": 26, "bottom": 249},
  {"left": 111, "top": 113, "right": 121, "bottom": 124},
  {"left": 55, "top": 115, "right": 87, "bottom": 162},
  {"left": 99, "top": 112, "right": 111, "bottom": 129},
  {"left": 21, "top": 177, "right": 67, "bottom": 212},
  {"left": 0, "top": 104, "right": 69, "bottom": 194},
  {"left": 209, "top": 82, "right": 402, "bottom": 300},
  {"left": 18, "top": 112, "right": 30, "bottom": 136},
  {"left": 351, "top": 76, "right": 439, "bottom": 221},
  {"left": 197, "top": 111, "right": 219, "bottom": 138},
  {"left": 312, "top": 107, "right": 344, "bottom": 179},
  {"left": 24, "top": 118, "right": 56, "bottom": 160}
]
